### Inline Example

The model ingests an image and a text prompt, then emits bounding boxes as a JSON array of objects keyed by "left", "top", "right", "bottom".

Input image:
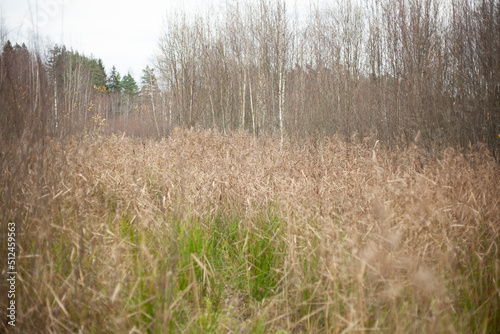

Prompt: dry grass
[{"left": 1, "top": 129, "right": 499, "bottom": 333}]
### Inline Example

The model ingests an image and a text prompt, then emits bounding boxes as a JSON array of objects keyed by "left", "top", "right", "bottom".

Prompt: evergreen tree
[
  {"left": 2, "top": 40, "right": 13, "bottom": 54},
  {"left": 107, "top": 66, "right": 122, "bottom": 93},
  {"left": 140, "top": 66, "right": 158, "bottom": 96},
  {"left": 89, "top": 58, "right": 107, "bottom": 88},
  {"left": 122, "top": 73, "right": 139, "bottom": 96},
  {"left": 140, "top": 66, "right": 160, "bottom": 135}
]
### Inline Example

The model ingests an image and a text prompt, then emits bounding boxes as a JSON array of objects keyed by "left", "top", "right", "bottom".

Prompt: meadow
[{"left": 1, "top": 129, "right": 499, "bottom": 333}]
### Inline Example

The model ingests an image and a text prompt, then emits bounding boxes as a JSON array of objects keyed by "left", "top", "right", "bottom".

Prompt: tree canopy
[
  {"left": 122, "top": 73, "right": 139, "bottom": 96},
  {"left": 107, "top": 66, "right": 122, "bottom": 93}
]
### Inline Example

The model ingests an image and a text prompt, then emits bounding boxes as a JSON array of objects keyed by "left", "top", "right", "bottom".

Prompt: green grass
[{"left": 100, "top": 207, "right": 290, "bottom": 333}]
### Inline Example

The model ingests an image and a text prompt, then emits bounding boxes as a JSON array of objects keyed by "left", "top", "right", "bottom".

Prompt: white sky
[
  {"left": 1, "top": 0, "right": 310, "bottom": 82},
  {"left": 0, "top": 0, "right": 229, "bottom": 81}
]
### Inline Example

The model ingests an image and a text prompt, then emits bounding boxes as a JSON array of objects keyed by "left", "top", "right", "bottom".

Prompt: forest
[
  {"left": 0, "top": 0, "right": 499, "bottom": 154},
  {"left": 0, "top": 0, "right": 499, "bottom": 333}
]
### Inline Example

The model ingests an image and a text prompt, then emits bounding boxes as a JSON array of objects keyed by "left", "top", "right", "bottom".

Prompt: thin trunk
[
  {"left": 248, "top": 68, "right": 255, "bottom": 135},
  {"left": 241, "top": 64, "right": 247, "bottom": 130},
  {"left": 54, "top": 76, "right": 58, "bottom": 133},
  {"left": 150, "top": 73, "right": 160, "bottom": 137},
  {"left": 204, "top": 63, "right": 216, "bottom": 129},
  {"left": 278, "top": 62, "right": 284, "bottom": 146}
]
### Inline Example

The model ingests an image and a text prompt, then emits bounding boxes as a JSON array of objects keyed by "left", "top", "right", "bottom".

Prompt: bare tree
[{"left": 153, "top": 0, "right": 499, "bottom": 157}]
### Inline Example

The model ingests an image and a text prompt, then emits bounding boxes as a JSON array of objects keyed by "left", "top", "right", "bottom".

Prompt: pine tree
[
  {"left": 2, "top": 40, "right": 13, "bottom": 54},
  {"left": 122, "top": 73, "right": 139, "bottom": 97},
  {"left": 90, "top": 58, "right": 107, "bottom": 88},
  {"left": 107, "top": 66, "right": 122, "bottom": 93},
  {"left": 140, "top": 66, "right": 158, "bottom": 96},
  {"left": 140, "top": 66, "right": 160, "bottom": 136}
]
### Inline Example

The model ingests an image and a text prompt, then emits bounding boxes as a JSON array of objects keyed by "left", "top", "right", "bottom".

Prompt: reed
[{"left": 1, "top": 129, "right": 498, "bottom": 333}]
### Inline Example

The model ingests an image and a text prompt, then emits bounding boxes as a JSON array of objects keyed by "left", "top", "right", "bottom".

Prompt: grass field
[{"left": 1, "top": 129, "right": 499, "bottom": 333}]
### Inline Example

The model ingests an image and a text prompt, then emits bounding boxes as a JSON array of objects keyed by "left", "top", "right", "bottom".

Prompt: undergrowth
[{"left": 1, "top": 130, "right": 498, "bottom": 333}]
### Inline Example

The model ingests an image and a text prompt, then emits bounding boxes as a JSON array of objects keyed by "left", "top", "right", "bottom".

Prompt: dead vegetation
[{"left": 1, "top": 129, "right": 499, "bottom": 333}]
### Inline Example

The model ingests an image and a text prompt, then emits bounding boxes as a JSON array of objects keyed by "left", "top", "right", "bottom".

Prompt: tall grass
[{"left": 1, "top": 129, "right": 499, "bottom": 333}]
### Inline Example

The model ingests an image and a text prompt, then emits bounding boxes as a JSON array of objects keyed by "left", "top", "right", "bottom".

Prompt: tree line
[
  {"left": 0, "top": 41, "right": 160, "bottom": 144},
  {"left": 0, "top": 0, "right": 499, "bottom": 158},
  {"left": 155, "top": 0, "right": 499, "bottom": 156}
]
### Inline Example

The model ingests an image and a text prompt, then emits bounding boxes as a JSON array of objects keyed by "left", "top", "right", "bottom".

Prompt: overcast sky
[
  {"left": 1, "top": 0, "right": 309, "bottom": 83},
  {"left": 1, "top": 0, "right": 230, "bottom": 81}
]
